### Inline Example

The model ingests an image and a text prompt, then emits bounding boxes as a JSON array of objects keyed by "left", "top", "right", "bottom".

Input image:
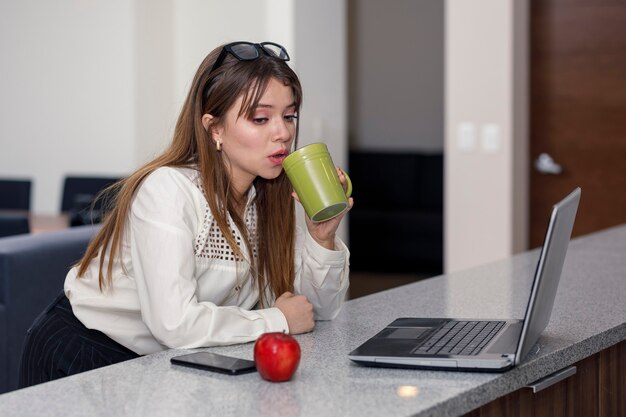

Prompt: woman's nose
[{"left": 272, "top": 119, "right": 293, "bottom": 142}]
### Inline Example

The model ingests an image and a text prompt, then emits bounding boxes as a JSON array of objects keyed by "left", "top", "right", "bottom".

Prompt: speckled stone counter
[{"left": 1, "top": 225, "right": 625, "bottom": 417}]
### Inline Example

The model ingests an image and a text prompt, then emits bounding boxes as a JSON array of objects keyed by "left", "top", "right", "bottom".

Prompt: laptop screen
[{"left": 515, "top": 188, "right": 580, "bottom": 365}]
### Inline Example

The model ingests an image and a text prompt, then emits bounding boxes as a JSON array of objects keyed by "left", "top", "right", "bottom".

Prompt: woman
[{"left": 19, "top": 41, "right": 351, "bottom": 387}]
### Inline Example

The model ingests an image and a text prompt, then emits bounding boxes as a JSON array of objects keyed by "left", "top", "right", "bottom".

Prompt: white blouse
[{"left": 64, "top": 166, "right": 350, "bottom": 355}]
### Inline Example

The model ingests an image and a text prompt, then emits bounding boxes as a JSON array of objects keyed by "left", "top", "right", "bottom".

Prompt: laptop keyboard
[{"left": 412, "top": 320, "right": 506, "bottom": 356}]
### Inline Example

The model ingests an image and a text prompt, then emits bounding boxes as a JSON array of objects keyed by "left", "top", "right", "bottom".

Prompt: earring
[{"left": 216, "top": 140, "right": 222, "bottom": 152}]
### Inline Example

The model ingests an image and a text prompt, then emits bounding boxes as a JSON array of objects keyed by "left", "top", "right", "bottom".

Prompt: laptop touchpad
[{"left": 386, "top": 328, "right": 430, "bottom": 339}]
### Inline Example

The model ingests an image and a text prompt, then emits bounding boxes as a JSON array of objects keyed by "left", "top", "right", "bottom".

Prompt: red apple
[{"left": 254, "top": 332, "right": 301, "bottom": 382}]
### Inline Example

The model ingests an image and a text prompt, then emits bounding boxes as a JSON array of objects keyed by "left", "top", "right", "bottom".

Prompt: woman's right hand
[{"left": 274, "top": 292, "right": 314, "bottom": 334}]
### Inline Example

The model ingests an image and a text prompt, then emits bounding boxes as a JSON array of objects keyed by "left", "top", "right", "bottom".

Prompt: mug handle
[{"left": 341, "top": 170, "right": 352, "bottom": 198}]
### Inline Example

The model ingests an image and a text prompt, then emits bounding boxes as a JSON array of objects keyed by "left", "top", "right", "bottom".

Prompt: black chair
[
  {"left": 0, "top": 179, "right": 32, "bottom": 210},
  {"left": 0, "top": 214, "right": 30, "bottom": 238},
  {"left": 0, "top": 225, "right": 100, "bottom": 393},
  {"left": 60, "top": 176, "right": 121, "bottom": 226}
]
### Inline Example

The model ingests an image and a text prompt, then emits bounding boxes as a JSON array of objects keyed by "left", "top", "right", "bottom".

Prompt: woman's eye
[
  {"left": 285, "top": 114, "right": 299, "bottom": 122},
  {"left": 252, "top": 117, "right": 268, "bottom": 124}
]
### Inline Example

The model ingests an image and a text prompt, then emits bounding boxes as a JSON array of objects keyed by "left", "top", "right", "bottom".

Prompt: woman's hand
[
  {"left": 274, "top": 292, "right": 314, "bottom": 334},
  {"left": 292, "top": 167, "right": 354, "bottom": 250}
]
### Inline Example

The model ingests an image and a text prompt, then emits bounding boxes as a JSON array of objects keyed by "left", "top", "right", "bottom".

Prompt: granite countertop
[{"left": 1, "top": 225, "right": 625, "bottom": 417}]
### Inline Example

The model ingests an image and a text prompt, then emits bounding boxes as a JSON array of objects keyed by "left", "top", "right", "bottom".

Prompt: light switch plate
[
  {"left": 481, "top": 124, "right": 501, "bottom": 153},
  {"left": 457, "top": 122, "right": 476, "bottom": 152}
]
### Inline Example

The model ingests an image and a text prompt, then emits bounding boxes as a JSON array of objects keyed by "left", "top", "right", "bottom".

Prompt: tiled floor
[{"left": 347, "top": 271, "right": 435, "bottom": 299}]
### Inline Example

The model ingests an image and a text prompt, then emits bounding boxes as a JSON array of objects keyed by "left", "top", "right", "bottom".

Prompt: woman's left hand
[{"left": 292, "top": 167, "right": 354, "bottom": 250}]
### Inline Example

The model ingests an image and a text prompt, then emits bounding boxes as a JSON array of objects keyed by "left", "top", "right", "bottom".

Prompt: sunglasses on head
[{"left": 210, "top": 41, "right": 290, "bottom": 74}]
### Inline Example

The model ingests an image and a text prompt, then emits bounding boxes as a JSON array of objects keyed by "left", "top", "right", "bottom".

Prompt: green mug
[{"left": 283, "top": 143, "right": 352, "bottom": 222}]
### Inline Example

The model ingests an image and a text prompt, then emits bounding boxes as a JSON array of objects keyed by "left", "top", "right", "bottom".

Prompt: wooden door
[{"left": 530, "top": 0, "right": 626, "bottom": 247}]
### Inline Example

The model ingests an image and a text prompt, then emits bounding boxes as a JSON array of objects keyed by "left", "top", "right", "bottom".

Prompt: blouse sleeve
[
  {"left": 293, "top": 226, "right": 350, "bottom": 320},
  {"left": 129, "top": 168, "right": 288, "bottom": 349}
]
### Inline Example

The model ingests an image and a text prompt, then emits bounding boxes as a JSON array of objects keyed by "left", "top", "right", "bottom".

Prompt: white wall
[
  {"left": 0, "top": 0, "right": 136, "bottom": 213},
  {"left": 0, "top": 0, "right": 348, "bottom": 245},
  {"left": 133, "top": 0, "right": 175, "bottom": 166},
  {"left": 444, "top": 0, "right": 528, "bottom": 272}
]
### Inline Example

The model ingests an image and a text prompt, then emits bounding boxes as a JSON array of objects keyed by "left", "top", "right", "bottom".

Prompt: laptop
[{"left": 349, "top": 187, "right": 581, "bottom": 372}]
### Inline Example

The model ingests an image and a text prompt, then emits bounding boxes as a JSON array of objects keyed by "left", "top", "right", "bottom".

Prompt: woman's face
[{"left": 212, "top": 77, "right": 298, "bottom": 196}]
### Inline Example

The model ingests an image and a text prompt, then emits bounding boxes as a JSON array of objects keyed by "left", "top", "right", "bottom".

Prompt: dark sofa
[
  {"left": 348, "top": 151, "right": 443, "bottom": 274},
  {"left": 0, "top": 225, "right": 99, "bottom": 394}
]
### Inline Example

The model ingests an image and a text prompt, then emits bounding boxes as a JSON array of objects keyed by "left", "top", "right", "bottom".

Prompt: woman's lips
[{"left": 269, "top": 150, "right": 289, "bottom": 165}]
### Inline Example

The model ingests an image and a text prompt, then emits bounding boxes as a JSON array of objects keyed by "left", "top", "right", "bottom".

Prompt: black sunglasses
[{"left": 210, "top": 41, "right": 290, "bottom": 74}]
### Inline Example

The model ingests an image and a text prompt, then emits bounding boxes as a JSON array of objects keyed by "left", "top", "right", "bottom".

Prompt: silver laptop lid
[{"left": 515, "top": 188, "right": 581, "bottom": 365}]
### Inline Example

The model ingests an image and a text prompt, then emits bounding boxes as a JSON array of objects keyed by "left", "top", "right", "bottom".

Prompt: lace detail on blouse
[{"left": 191, "top": 172, "right": 258, "bottom": 263}]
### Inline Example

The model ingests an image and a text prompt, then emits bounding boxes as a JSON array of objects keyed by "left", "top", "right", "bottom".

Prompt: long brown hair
[{"left": 77, "top": 44, "right": 303, "bottom": 307}]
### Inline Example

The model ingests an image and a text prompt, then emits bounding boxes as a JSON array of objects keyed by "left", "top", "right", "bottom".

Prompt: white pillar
[{"left": 444, "top": 0, "right": 528, "bottom": 272}]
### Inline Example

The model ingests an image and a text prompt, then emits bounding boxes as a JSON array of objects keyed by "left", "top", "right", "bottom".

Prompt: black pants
[{"left": 19, "top": 292, "right": 139, "bottom": 389}]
